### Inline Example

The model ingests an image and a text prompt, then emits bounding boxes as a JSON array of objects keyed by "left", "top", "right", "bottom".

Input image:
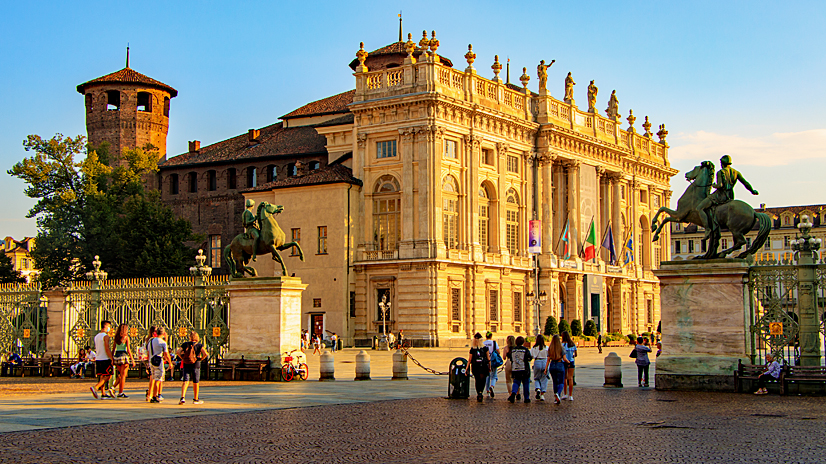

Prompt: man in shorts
[
  {"left": 178, "top": 330, "right": 209, "bottom": 405},
  {"left": 148, "top": 327, "right": 173, "bottom": 403},
  {"left": 91, "top": 321, "right": 114, "bottom": 399}
]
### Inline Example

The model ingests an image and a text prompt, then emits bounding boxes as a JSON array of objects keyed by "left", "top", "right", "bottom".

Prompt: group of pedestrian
[
  {"left": 86, "top": 320, "right": 208, "bottom": 405},
  {"left": 468, "top": 331, "right": 578, "bottom": 404}
]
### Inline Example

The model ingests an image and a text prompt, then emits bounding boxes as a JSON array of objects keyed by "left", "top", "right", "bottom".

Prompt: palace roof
[
  {"left": 280, "top": 90, "right": 355, "bottom": 120},
  {"left": 160, "top": 122, "right": 328, "bottom": 168},
  {"left": 244, "top": 163, "right": 362, "bottom": 192},
  {"left": 346, "top": 41, "right": 454, "bottom": 70},
  {"left": 76, "top": 67, "right": 178, "bottom": 97}
]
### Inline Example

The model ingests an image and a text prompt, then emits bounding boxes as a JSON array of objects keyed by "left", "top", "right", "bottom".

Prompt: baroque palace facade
[{"left": 77, "top": 32, "right": 677, "bottom": 346}]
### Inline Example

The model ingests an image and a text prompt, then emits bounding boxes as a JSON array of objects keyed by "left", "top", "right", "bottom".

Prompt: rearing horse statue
[
  {"left": 651, "top": 161, "right": 771, "bottom": 259},
  {"left": 224, "top": 201, "right": 304, "bottom": 277}
]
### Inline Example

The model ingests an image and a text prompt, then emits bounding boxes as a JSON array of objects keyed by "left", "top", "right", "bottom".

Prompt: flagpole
[
  {"left": 599, "top": 220, "right": 611, "bottom": 263},
  {"left": 580, "top": 215, "right": 594, "bottom": 259},
  {"left": 554, "top": 211, "right": 569, "bottom": 256}
]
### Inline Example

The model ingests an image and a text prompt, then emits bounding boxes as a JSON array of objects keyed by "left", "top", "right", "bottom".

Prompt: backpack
[
  {"left": 182, "top": 343, "right": 198, "bottom": 364},
  {"left": 471, "top": 347, "right": 487, "bottom": 368},
  {"left": 490, "top": 342, "right": 503, "bottom": 369}
]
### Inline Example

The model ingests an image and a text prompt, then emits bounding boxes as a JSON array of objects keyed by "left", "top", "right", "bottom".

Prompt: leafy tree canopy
[
  {"left": 543, "top": 315, "right": 558, "bottom": 337},
  {"left": 0, "top": 254, "right": 25, "bottom": 284},
  {"left": 8, "top": 134, "right": 200, "bottom": 287}
]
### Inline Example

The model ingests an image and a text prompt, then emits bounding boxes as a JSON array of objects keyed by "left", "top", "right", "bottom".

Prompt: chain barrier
[{"left": 399, "top": 347, "right": 506, "bottom": 375}]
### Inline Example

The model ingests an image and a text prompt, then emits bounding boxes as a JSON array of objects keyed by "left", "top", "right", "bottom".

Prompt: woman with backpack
[
  {"left": 483, "top": 332, "right": 502, "bottom": 398},
  {"left": 468, "top": 332, "right": 490, "bottom": 402},
  {"left": 178, "top": 330, "right": 210, "bottom": 404}
]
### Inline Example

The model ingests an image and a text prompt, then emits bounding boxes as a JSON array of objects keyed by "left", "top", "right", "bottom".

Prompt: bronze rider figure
[
  {"left": 696, "top": 154, "right": 759, "bottom": 241},
  {"left": 242, "top": 198, "right": 260, "bottom": 261}
]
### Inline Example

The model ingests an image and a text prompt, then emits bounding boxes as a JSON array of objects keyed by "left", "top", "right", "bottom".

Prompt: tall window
[
  {"left": 488, "top": 288, "right": 499, "bottom": 322},
  {"left": 317, "top": 226, "right": 327, "bottom": 254},
  {"left": 286, "top": 163, "right": 297, "bottom": 177},
  {"left": 207, "top": 170, "right": 217, "bottom": 191},
  {"left": 513, "top": 291, "right": 522, "bottom": 323},
  {"left": 646, "top": 299, "right": 653, "bottom": 324},
  {"left": 675, "top": 240, "right": 681, "bottom": 254},
  {"left": 291, "top": 228, "right": 301, "bottom": 256},
  {"left": 247, "top": 167, "right": 257, "bottom": 188},
  {"left": 227, "top": 168, "right": 237, "bottom": 190},
  {"left": 687, "top": 240, "right": 693, "bottom": 253},
  {"left": 169, "top": 174, "right": 179, "bottom": 195},
  {"left": 266, "top": 165, "right": 276, "bottom": 183},
  {"left": 479, "top": 187, "right": 490, "bottom": 252},
  {"left": 377, "top": 140, "right": 397, "bottom": 159},
  {"left": 451, "top": 288, "right": 461, "bottom": 321},
  {"left": 188, "top": 172, "right": 198, "bottom": 193},
  {"left": 506, "top": 190, "right": 520, "bottom": 254},
  {"left": 482, "top": 148, "right": 495, "bottom": 165},
  {"left": 444, "top": 140, "right": 457, "bottom": 159},
  {"left": 137, "top": 92, "right": 152, "bottom": 112},
  {"left": 163, "top": 96, "right": 170, "bottom": 117},
  {"left": 443, "top": 177, "right": 459, "bottom": 249},
  {"left": 373, "top": 175, "right": 401, "bottom": 251},
  {"left": 507, "top": 155, "right": 519, "bottom": 173},
  {"left": 209, "top": 235, "right": 221, "bottom": 268}
]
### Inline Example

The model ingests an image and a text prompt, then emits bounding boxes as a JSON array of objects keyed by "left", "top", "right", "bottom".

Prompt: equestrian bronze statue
[
  {"left": 651, "top": 156, "right": 771, "bottom": 259},
  {"left": 224, "top": 200, "right": 304, "bottom": 277}
]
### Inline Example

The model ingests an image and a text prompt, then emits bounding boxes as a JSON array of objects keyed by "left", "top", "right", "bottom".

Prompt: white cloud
[{"left": 669, "top": 129, "right": 826, "bottom": 166}]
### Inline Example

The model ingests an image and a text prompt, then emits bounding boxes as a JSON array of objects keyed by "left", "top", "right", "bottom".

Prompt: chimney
[
  {"left": 188, "top": 140, "right": 201, "bottom": 153},
  {"left": 248, "top": 129, "right": 261, "bottom": 144},
  {"left": 759, "top": 203, "right": 766, "bottom": 210}
]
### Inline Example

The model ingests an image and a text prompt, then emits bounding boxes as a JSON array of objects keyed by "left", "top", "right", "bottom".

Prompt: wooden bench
[
  {"left": 734, "top": 360, "right": 786, "bottom": 394},
  {"left": 18, "top": 358, "right": 46, "bottom": 377},
  {"left": 207, "top": 357, "right": 271, "bottom": 381},
  {"left": 46, "top": 356, "right": 78, "bottom": 377},
  {"left": 783, "top": 365, "right": 826, "bottom": 395}
]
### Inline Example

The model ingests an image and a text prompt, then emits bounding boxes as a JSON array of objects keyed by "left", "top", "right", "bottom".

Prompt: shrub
[
  {"left": 558, "top": 319, "right": 571, "bottom": 336},
  {"left": 627, "top": 333, "right": 637, "bottom": 344},
  {"left": 571, "top": 319, "right": 583, "bottom": 337},
  {"left": 583, "top": 319, "right": 597, "bottom": 337},
  {"left": 544, "top": 316, "right": 559, "bottom": 336}
]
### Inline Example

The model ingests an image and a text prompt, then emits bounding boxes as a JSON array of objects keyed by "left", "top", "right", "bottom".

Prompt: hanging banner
[{"left": 529, "top": 220, "right": 541, "bottom": 254}]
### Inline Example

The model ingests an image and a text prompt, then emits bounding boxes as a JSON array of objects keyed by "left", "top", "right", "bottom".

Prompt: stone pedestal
[
  {"left": 226, "top": 277, "right": 306, "bottom": 363},
  {"left": 43, "top": 288, "right": 68, "bottom": 357},
  {"left": 654, "top": 259, "right": 750, "bottom": 391}
]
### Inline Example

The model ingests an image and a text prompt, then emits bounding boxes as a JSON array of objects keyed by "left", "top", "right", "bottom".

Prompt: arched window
[
  {"left": 247, "top": 167, "right": 257, "bottom": 188},
  {"left": 286, "top": 163, "right": 297, "bottom": 177},
  {"left": 207, "top": 170, "right": 217, "bottom": 191},
  {"left": 169, "top": 174, "right": 179, "bottom": 195},
  {"left": 137, "top": 92, "right": 152, "bottom": 112},
  {"left": 506, "top": 189, "right": 520, "bottom": 255},
  {"left": 479, "top": 186, "right": 490, "bottom": 252},
  {"left": 227, "top": 168, "right": 237, "bottom": 190},
  {"left": 373, "top": 175, "right": 401, "bottom": 251},
  {"left": 106, "top": 90, "right": 120, "bottom": 111},
  {"left": 188, "top": 172, "right": 198, "bottom": 193},
  {"left": 266, "top": 165, "right": 276, "bottom": 183},
  {"left": 163, "top": 96, "right": 170, "bottom": 117},
  {"left": 85, "top": 94, "right": 93, "bottom": 113},
  {"left": 443, "top": 176, "right": 459, "bottom": 249}
]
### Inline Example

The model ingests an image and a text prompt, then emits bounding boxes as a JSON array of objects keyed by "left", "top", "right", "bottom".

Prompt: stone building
[
  {"left": 670, "top": 204, "right": 826, "bottom": 262},
  {"left": 77, "top": 33, "right": 677, "bottom": 346},
  {"left": 2, "top": 237, "right": 38, "bottom": 282}
]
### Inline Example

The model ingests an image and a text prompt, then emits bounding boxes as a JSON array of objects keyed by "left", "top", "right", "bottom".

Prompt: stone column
[
  {"left": 43, "top": 288, "right": 68, "bottom": 356},
  {"left": 540, "top": 153, "right": 555, "bottom": 255},
  {"left": 399, "top": 127, "right": 416, "bottom": 258},
  {"left": 595, "top": 166, "right": 606, "bottom": 262},
  {"left": 564, "top": 160, "right": 581, "bottom": 257},
  {"left": 226, "top": 277, "right": 307, "bottom": 362},
  {"left": 796, "top": 222, "right": 822, "bottom": 366},
  {"left": 654, "top": 260, "right": 750, "bottom": 391},
  {"left": 610, "top": 174, "right": 622, "bottom": 256}
]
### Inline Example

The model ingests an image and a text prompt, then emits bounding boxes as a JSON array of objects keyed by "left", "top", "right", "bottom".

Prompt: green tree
[
  {"left": 571, "top": 319, "right": 583, "bottom": 336},
  {"left": 0, "top": 254, "right": 25, "bottom": 284},
  {"left": 558, "top": 319, "right": 571, "bottom": 336},
  {"left": 8, "top": 134, "right": 199, "bottom": 287},
  {"left": 543, "top": 315, "right": 558, "bottom": 337},
  {"left": 583, "top": 319, "right": 597, "bottom": 337}
]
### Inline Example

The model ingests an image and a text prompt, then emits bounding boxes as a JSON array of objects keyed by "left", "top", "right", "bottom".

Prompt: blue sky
[{"left": 1, "top": 1, "right": 824, "bottom": 238}]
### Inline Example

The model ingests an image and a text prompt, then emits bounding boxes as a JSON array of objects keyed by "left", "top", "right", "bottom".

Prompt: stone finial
[
  {"left": 464, "top": 44, "right": 476, "bottom": 69},
  {"left": 627, "top": 109, "right": 636, "bottom": 132},
  {"left": 418, "top": 31, "right": 429, "bottom": 53},
  {"left": 520, "top": 67, "right": 530, "bottom": 88},
  {"left": 428, "top": 31, "right": 439, "bottom": 55},
  {"left": 404, "top": 33, "right": 416, "bottom": 60},
  {"left": 355, "top": 42, "right": 368, "bottom": 71},
  {"left": 643, "top": 116, "right": 652, "bottom": 138},
  {"left": 491, "top": 55, "right": 503, "bottom": 82},
  {"left": 85, "top": 255, "right": 108, "bottom": 281},
  {"left": 190, "top": 249, "right": 212, "bottom": 276},
  {"left": 657, "top": 124, "right": 668, "bottom": 145}
]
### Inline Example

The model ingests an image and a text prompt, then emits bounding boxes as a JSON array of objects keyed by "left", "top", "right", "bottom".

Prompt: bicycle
[{"left": 280, "top": 349, "right": 309, "bottom": 381}]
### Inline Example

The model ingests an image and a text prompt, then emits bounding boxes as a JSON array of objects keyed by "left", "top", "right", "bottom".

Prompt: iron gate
[{"left": 0, "top": 282, "right": 46, "bottom": 356}]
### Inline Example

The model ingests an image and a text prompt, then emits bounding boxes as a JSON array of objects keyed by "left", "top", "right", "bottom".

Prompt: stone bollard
[
  {"left": 392, "top": 349, "right": 408, "bottom": 380},
  {"left": 603, "top": 352, "right": 623, "bottom": 388},
  {"left": 319, "top": 350, "right": 335, "bottom": 381},
  {"left": 355, "top": 350, "right": 371, "bottom": 380}
]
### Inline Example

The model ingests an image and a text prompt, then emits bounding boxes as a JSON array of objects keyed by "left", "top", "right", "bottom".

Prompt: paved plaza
[{"left": 0, "top": 347, "right": 824, "bottom": 462}]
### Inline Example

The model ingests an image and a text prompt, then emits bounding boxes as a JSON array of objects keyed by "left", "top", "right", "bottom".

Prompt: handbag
[
  {"left": 490, "top": 342, "right": 503, "bottom": 369},
  {"left": 630, "top": 348, "right": 638, "bottom": 358}
]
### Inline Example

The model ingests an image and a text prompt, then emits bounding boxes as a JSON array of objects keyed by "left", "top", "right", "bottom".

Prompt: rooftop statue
[
  {"left": 651, "top": 156, "right": 771, "bottom": 259},
  {"left": 587, "top": 80, "right": 598, "bottom": 113},
  {"left": 537, "top": 59, "right": 554, "bottom": 91},
  {"left": 606, "top": 90, "right": 619, "bottom": 119},
  {"left": 225, "top": 199, "right": 305, "bottom": 277},
  {"left": 564, "top": 72, "right": 576, "bottom": 102}
]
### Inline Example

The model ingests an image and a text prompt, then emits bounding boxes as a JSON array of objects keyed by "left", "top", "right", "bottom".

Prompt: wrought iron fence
[{"left": 0, "top": 282, "right": 46, "bottom": 356}]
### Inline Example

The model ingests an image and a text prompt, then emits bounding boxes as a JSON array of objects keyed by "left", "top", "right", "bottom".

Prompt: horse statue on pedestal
[
  {"left": 224, "top": 201, "right": 304, "bottom": 277},
  {"left": 651, "top": 161, "right": 771, "bottom": 259}
]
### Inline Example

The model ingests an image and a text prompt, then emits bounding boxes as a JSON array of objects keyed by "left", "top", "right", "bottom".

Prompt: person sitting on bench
[
  {"left": 755, "top": 353, "right": 782, "bottom": 395},
  {"left": 1, "top": 351, "right": 22, "bottom": 376}
]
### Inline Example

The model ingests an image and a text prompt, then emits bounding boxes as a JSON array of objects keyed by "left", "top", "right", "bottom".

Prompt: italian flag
[{"left": 582, "top": 219, "right": 597, "bottom": 261}]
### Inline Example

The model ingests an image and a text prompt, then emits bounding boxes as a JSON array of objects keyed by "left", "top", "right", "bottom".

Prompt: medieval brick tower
[{"left": 76, "top": 48, "right": 177, "bottom": 177}]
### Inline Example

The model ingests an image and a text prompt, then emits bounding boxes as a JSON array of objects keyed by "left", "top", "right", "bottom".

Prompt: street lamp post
[
  {"left": 378, "top": 295, "right": 391, "bottom": 351},
  {"left": 526, "top": 290, "right": 548, "bottom": 337}
]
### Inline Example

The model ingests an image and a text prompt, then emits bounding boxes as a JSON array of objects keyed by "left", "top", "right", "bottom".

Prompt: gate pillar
[
  {"left": 793, "top": 215, "right": 822, "bottom": 366},
  {"left": 43, "top": 288, "right": 68, "bottom": 357},
  {"left": 654, "top": 259, "right": 750, "bottom": 391},
  {"left": 225, "top": 277, "right": 306, "bottom": 363}
]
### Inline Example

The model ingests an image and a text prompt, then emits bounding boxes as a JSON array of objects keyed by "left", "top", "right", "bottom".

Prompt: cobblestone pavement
[{"left": 1, "top": 388, "right": 825, "bottom": 463}]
